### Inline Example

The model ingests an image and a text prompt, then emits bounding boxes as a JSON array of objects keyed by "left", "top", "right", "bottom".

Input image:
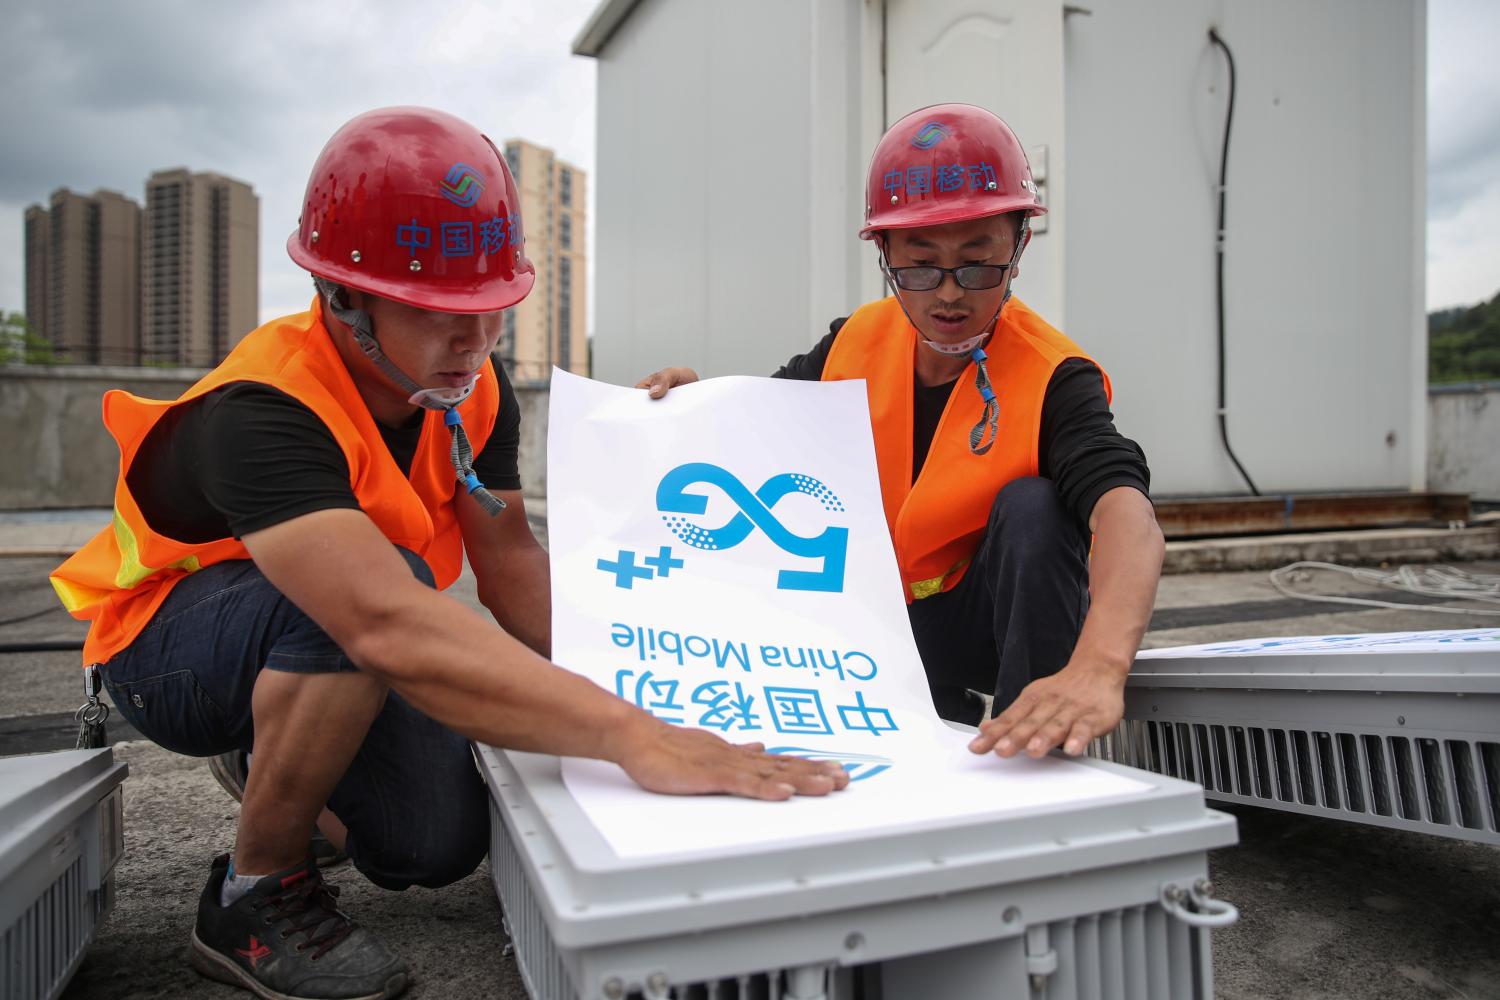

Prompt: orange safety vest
[
  {"left": 50, "top": 299, "right": 500, "bottom": 666},
  {"left": 823, "top": 295, "right": 1108, "bottom": 603}
]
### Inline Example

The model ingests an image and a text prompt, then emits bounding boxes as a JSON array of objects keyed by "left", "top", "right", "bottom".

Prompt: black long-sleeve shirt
[
  {"left": 772, "top": 318, "right": 1151, "bottom": 528},
  {"left": 127, "top": 365, "right": 523, "bottom": 543}
]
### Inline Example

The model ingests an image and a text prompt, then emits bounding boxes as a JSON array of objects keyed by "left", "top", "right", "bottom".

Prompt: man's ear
[{"left": 1011, "top": 227, "right": 1032, "bottom": 280}]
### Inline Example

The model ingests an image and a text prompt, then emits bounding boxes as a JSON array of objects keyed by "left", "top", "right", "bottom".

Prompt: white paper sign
[
  {"left": 546, "top": 370, "right": 1148, "bottom": 859},
  {"left": 1138, "top": 628, "right": 1500, "bottom": 659}
]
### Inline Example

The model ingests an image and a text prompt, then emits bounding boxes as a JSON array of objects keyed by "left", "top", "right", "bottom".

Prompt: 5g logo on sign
[{"left": 656, "top": 463, "right": 848, "bottom": 593}]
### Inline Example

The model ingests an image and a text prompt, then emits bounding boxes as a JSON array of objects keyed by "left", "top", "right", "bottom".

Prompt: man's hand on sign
[
  {"left": 635, "top": 367, "right": 700, "bottom": 399},
  {"left": 967, "top": 659, "right": 1126, "bottom": 760},
  {"left": 609, "top": 716, "right": 850, "bottom": 800}
]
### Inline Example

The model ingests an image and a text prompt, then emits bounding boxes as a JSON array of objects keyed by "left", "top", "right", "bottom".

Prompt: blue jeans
[{"left": 99, "top": 548, "right": 490, "bottom": 891}]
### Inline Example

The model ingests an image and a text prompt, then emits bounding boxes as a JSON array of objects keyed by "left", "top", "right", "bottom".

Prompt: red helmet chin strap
[
  {"left": 876, "top": 217, "right": 1029, "bottom": 356},
  {"left": 316, "top": 277, "right": 506, "bottom": 517},
  {"left": 874, "top": 218, "right": 1029, "bottom": 456}
]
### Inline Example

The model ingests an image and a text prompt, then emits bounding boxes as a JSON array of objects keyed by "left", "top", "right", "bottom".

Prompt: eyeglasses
[{"left": 883, "top": 263, "right": 1013, "bottom": 291}]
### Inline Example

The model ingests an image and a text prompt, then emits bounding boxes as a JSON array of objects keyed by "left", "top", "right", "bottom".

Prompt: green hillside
[{"left": 1430, "top": 290, "right": 1500, "bottom": 384}]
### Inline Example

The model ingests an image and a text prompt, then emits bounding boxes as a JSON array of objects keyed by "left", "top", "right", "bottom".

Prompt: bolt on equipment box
[
  {"left": 1, "top": 748, "right": 128, "bottom": 1000},
  {"left": 1100, "top": 630, "right": 1500, "bottom": 845},
  {"left": 477, "top": 744, "right": 1238, "bottom": 1000}
]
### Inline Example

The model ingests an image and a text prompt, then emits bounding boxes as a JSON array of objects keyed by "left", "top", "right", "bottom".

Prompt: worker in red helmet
[
  {"left": 641, "top": 104, "right": 1162, "bottom": 763},
  {"left": 52, "top": 107, "right": 846, "bottom": 1000}
]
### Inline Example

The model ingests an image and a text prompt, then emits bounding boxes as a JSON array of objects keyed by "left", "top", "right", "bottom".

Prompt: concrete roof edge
[
  {"left": 1429, "top": 379, "right": 1500, "bottom": 395},
  {"left": 0, "top": 363, "right": 210, "bottom": 381},
  {"left": 571, "top": 0, "right": 643, "bottom": 57}
]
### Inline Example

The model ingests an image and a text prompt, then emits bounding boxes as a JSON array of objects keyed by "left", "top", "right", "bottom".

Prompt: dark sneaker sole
[{"left": 189, "top": 931, "right": 409, "bottom": 1000}]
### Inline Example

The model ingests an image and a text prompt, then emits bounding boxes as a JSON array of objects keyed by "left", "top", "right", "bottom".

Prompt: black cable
[
  {"left": 1208, "top": 27, "right": 1261, "bottom": 496},
  {"left": 0, "top": 605, "right": 69, "bottom": 628},
  {"left": 0, "top": 640, "right": 84, "bottom": 654}
]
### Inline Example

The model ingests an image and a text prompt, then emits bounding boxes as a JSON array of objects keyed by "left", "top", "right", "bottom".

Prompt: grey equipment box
[
  {"left": 1099, "top": 643, "right": 1500, "bottom": 845},
  {"left": 1, "top": 748, "right": 128, "bottom": 1000},
  {"left": 477, "top": 744, "right": 1239, "bottom": 1000}
]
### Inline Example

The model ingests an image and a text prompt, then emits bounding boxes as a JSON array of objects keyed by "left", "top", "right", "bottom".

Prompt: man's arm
[
  {"left": 969, "top": 360, "right": 1161, "bottom": 759},
  {"left": 458, "top": 487, "right": 551, "bottom": 656},
  {"left": 970, "top": 485, "right": 1163, "bottom": 758},
  {"left": 242, "top": 507, "right": 848, "bottom": 799}
]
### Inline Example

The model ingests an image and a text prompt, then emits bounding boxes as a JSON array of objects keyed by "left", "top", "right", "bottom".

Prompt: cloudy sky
[{"left": 2, "top": 0, "right": 1496, "bottom": 326}]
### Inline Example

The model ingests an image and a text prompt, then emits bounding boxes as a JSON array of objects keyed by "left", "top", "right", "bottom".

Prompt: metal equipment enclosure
[
  {"left": 575, "top": 0, "right": 1426, "bottom": 496},
  {"left": 1, "top": 748, "right": 128, "bottom": 1000},
  {"left": 1102, "top": 638, "right": 1500, "bottom": 845},
  {"left": 477, "top": 744, "right": 1238, "bottom": 999}
]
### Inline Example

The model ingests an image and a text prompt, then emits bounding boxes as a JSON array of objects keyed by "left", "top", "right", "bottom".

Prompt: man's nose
[
  {"left": 936, "top": 269, "right": 966, "bottom": 302},
  {"left": 451, "top": 315, "right": 490, "bottom": 353}
]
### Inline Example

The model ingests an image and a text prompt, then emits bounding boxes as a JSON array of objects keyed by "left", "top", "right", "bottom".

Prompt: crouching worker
[
  {"left": 639, "top": 105, "right": 1163, "bottom": 764},
  {"left": 51, "top": 107, "right": 846, "bottom": 1000}
]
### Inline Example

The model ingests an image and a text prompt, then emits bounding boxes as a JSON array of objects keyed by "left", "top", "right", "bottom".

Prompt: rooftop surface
[{"left": 1, "top": 512, "right": 1497, "bottom": 1000}]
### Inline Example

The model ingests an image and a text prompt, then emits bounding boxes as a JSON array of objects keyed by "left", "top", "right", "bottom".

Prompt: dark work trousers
[
  {"left": 99, "top": 547, "right": 489, "bottom": 891},
  {"left": 906, "top": 477, "right": 1092, "bottom": 725}
]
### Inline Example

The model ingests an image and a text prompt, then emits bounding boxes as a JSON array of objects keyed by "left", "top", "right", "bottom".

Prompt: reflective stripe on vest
[
  {"left": 49, "top": 299, "right": 501, "bottom": 666},
  {"left": 821, "top": 296, "right": 1108, "bottom": 603}
]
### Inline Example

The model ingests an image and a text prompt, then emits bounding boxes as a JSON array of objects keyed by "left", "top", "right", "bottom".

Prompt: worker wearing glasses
[{"left": 640, "top": 104, "right": 1162, "bottom": 765}]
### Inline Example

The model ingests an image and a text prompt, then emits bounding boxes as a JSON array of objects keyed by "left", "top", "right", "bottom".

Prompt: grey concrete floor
[{"left": 2, "top": 545, "right": 1498, "bottom": 1000}]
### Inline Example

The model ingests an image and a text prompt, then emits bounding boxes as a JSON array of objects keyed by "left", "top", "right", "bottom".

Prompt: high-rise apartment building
[
  {"left": 143, "top": 169, "right": 259, "bottom": 366},
  {"left": 501, "top": 140, "right": 587, "bottom": 384},
  {"left": 22, "top": 206, "right": 48, "bottom": 343},
  {"left": 22, "top": 188, "right": 141, "bottom": 364}
]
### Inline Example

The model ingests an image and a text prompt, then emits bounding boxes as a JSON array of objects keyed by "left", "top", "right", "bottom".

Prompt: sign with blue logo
[
  {"left": 657, "top": 464, "right": 848, "bottom": 593},
  {"left": 544, "top": 369, "right": 1149, "bottom": 859}
]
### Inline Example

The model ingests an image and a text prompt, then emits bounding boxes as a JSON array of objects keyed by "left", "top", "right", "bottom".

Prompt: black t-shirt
[
  {"left": 126, "top": 363, "right": 523, "bottom": 543},
  {"left": 772, "top": 319, "right": 1151, "bottom": 527}
]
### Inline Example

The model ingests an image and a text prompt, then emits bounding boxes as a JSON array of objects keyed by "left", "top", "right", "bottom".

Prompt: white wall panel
[
  {"left": 592, "top": 0, "right": 873, "bottom": 386},
  {"left": 884, "top": 0, "right": 1067, "bottom": 326},
  {"left": 1064, "top": 0, "right": 1424, "bottom": 494},
  {"left": 589, "top": 0, "right": 1425, "bottom": 496}
]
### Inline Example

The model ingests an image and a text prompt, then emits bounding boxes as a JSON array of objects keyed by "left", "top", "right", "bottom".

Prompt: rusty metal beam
[{"left": 1152, "top": 492, "right": 1471, "bottom": 540}]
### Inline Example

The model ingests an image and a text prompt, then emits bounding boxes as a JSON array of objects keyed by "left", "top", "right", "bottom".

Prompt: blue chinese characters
[
  {"left": 883, "top": 161, "right": 1000, "bottom": 199},
  {"left": 609, "top": 622, "right": 899, "bottom": 739}
]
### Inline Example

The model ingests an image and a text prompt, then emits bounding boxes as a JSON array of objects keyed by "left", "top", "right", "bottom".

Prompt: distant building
[
  {"left": 143, "top": 169, "right": 259, "bottom": 367},
  {"left": 501, "top": 140, "right": 587, "bottom": 384},
  {"left": 22, "top": 188, "right": 141, "bottom": 364},
  {"left": 22, "top": 206, "right": 48, "bottom": 341}
]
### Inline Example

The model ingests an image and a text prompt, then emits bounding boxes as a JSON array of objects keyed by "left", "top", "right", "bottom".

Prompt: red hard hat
[
  {"left": 860, "top": 104, "right": 1044, "bottom": 240},
  {"left": 287, "top": 106, "right": 535, "bottom": 313}
]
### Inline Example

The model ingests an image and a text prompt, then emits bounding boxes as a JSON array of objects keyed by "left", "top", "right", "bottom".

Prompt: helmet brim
[
  {"left": 859, "top": 200, "right": 1046, "bottom": 241},
  {"left": 287, "top": 231, "right": 536, "bottom": 314}
]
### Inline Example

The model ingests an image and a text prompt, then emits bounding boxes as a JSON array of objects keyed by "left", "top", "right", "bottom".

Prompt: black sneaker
[
  {"left": 209, "top": 752, "right": 348, "bottom": 869},
  {"left": 190, "top": 853, "right": 409, "bottom": 1000}
]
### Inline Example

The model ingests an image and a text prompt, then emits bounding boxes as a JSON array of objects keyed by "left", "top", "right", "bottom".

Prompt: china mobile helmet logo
[
  {"left": 910, "top": 121, "right": 951, "bottom": 149},
  {"left": 440, "top": 162, "right": 485, "bottom": 207},
  {"left": 657, "top": 463, "right": 848, "bottom": 593},
  {"left": 766, "top": 747, "right": 892, "bottom": 782}
]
